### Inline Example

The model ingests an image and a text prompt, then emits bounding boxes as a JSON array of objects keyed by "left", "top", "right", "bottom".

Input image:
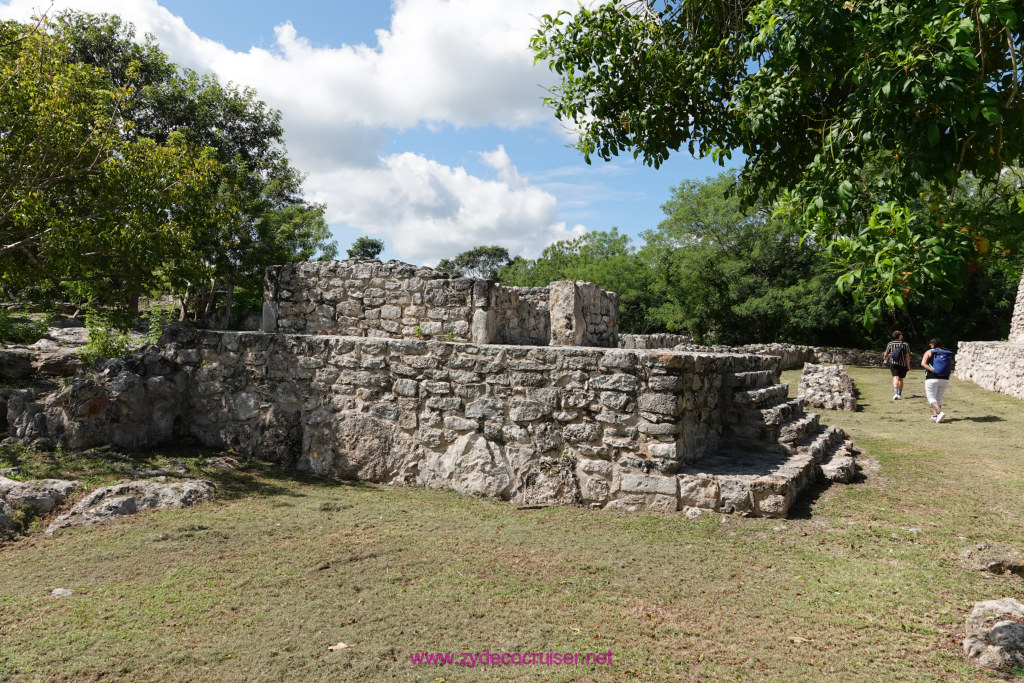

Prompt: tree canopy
[
  {"left": 480, "top": 172, "right": 1023, "bottom": 347},
  {"left": 347, "top": 236, "right": 385, "bottom": 260},
  {"left": 437, "top": 245, "right": 513, "bottom": 279},
  {"left": 531, "top": 0, "right": 1024, "bottom": 327},
  {"left": 0, "top": 17, "right": 220, "bottom": 319},
  {"left": 0, "top": 12, "right": 336, "bottom": 326}
]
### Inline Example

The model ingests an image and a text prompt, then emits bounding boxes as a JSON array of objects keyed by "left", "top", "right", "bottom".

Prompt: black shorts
[{"left": 890, "top": 366, "right": 908, "bottom": 378}]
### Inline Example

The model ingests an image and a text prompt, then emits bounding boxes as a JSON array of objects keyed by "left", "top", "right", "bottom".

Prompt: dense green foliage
[
  {"left": 492, "top": 172, "right": 1022, "bottom": 349},
  {"left": 346, "top": 236, "right": 385, "bottom": 260},
  {"left": 437, "top": 245, "right": 513, "bottom": 279},
  {"left": 0, "top": 14, "right": 336, "bottom": 328},
  {"left": 0, "top": 310, "right": 51, "bottom": 345},
  {"left": 640, "top": 173, "right": 868, "bottom": 345},
  {"left": 500, "top": 229, "right": 664, "bottom": 334},
  {"left": 531, "top": 0, "right": 1024, "bottom": 326},
  {"left": 0, "top": 17, "right": 220, "bottom": 323}
]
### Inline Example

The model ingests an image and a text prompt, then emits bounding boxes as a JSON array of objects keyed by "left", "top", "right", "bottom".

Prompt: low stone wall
[
  {"left": 955, "top": 341, "right": 1024, "bottom": 401},
  {"left": 263, "top": 260, "right": 619, "bottom": 348},
  {"left": 673, "top": 341, "right": 921, "bottom": 371},
  {"left": 156, "top": 329, "right": 774, "bottom": 510},
  {"left": 1010, "top": 267, "right": 1024, "bottom": 343},
  {"left": 619, "top": 334, "right": 694, "bottom": 350}
]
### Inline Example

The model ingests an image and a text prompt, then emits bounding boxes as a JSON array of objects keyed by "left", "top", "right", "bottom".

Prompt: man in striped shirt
[{"left": 884, "top": 330, "right": 911, "bottom": 400}]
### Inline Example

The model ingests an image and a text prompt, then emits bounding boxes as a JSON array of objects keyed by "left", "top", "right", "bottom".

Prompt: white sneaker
[
  {"left": 936, "top": 412, "right": 945, "bottom": 423},
  {"left": 893, "top": 392, "right": 899, "bottom": 400}
]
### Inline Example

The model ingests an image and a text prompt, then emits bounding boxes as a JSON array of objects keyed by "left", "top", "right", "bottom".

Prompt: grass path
[{"left": 1, "top": 367, "right": 1022, "bottom": 682}]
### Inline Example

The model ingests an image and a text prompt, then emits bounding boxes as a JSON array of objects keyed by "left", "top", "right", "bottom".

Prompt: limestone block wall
[
  {"left": 548, "top": 281, "right": 619, "bottom": 347},
  {"left": 578, "top": 282, "right": 619, "bottom": 348},
  {"left": 1011, "top": 267, "right": 1024, "bottom": 342},
  {"left": 264, "top": 260, "right": 619, "bottom": 348},
  {"left": 955, "top": 341, "right": 1024, "bottom": 401},
  {"left": 489, "top": 286, "right": 549, "bottom": 346},
  {"left": 264, "top": 260, "right": 477, "bottom": 341},
  {"left": 956, "top": 268, "right": 1024, "bottom": 400},
  {"left": 162, "top": 329, "right": 775, "bottom": 510},
  {"left": 620, "top": 334, "right": 694, "bottom": 350}
]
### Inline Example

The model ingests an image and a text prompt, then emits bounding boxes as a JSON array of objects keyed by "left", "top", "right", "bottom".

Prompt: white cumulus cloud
[
  {"left": 0, "top": 0, "right": 593, "bottom": 262},
  {"left": 308, "top": 150, "right": 585, "bottom": 264}
]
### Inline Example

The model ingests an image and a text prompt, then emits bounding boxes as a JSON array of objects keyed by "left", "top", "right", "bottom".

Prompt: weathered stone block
[
  {"left": 443, "top": 416, "right": 478, "bottom": 431},
  {"left": 465, "top": 399, "right": 504, "bottom": 419},
  {"left": 509, "top": 399, "right": 549, "bottom": 422}
]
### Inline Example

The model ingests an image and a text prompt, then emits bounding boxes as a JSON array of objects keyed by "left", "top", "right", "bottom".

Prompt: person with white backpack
[{"left": 921, "top": 338, "right": 954, "bottom": 423}]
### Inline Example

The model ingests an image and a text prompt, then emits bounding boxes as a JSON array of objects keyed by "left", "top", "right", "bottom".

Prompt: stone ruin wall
[
  {"left": 619, "top": 334, "right": 694, "bottom": 350},
  {"left": 623, "top": 339, "right": 921, "bottom": 371},
  {"left": 956, "top": 340, "right": 1024, "bottom": 401},
  {"left": 489, "top": 286, "right": 549, "bottom": 346},
  {"left": 957, "top": 267, "right": 1024, "bottom": 400},
  {"left": 578, "top": 281, "right": 618, "bottom": 348},
  {"left": 158, "top": 328, "right": 775, "bottom": 510},
  {"left": 1011, "top": 268, "right": 1024, "bottom": 343},
  {"left": 263, "top": 259, "right": 618, "bottom": 349}
]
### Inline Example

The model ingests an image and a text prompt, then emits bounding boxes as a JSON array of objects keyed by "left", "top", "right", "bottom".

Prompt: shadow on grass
[
  {"left": 0, "top": 440, "right": 378, "bottom": 503},
  {"left": 786, "top": 477, "right": 833, "bottom": 520},
  {"left": 958, "top": 415, "right": 1005, "bottom": 423},
  {"left": 201, "top": 460, "right": 374, "bottom": 501},
  {"left": 853, "top": 395, "right": 870, "bottom": 411},
  {"left": 788, "top": 459, "right": 869, "bottom": 520}
]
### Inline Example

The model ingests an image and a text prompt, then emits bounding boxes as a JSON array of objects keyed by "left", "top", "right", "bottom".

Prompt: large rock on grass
[
  {"left": 45, "top": 479, "right": 215, "bottom": 534},
  {"left": 0, "top": 476, "right": 81, "bottom": 514},
  {"left": 963, "top": 598, "right": 1024, "bottom": 670}
]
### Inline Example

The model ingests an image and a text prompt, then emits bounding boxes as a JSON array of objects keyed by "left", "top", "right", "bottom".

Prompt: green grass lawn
[{"left": 1, "top": 367, "right": 1022, "bottom": 682}]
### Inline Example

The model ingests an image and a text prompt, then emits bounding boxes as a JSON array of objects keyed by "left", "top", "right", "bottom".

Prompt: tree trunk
[{"left": 224, "top": 278, "right": 235, "bottom": 331}]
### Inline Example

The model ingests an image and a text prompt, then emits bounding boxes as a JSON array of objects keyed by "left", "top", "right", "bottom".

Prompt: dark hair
[
  {"left": 929, "top": 337, "right": 943, "bottom": 348},
  {"left": 891, "top": 330, "right": 902, "bottom": 339}
]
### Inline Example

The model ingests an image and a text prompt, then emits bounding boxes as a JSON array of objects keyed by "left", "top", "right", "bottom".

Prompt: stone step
[
  {"left": 737, "top": 396, "right": 805, "bottom": 429},
  {"left": 818, "top": 439, "right": 857, "bottom": 483},
  {"left": 792, "top": 424, "right": 846, "bottom": 462},
  {"left": 725, "top": 396, "right": 807, "bottom": 445},
  {"left": 678, "top": 447, "right": 819, "bottom": 518},
  {"left": 778, "top": 412, "right": 821, "bottom": 445},
  {"left": 732, "top": 383, "right": 791, "bottom": 409},
  {"left": 724, "top": 370, "right": 778, "bottom": 391}
]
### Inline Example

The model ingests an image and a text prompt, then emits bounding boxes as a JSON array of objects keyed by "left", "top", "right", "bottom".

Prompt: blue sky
[{"left": 1, "top": 0, "right": 734, "bottom": 264}]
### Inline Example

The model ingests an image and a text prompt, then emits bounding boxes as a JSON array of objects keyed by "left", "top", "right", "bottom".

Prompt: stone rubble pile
[
  {"left": 0, "top": 471, "right": 215, "bottom": 540},
  {"left": 797, "top": 363, "right": 857, "bottom": 411},
  {"left": 961, "top": 543, "right": 1024, "bottom": 577},
  {"left": 0, "top": 475, "right": 81, "bottom": 538}
]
